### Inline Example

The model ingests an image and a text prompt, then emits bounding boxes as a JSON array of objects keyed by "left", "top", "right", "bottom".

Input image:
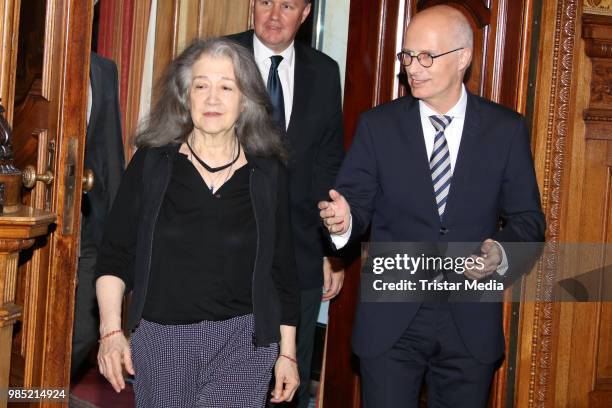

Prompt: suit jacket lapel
[
  {"left": 400, "top": 97, "right": 441, "bottom": 225},
  {"left": 243, "top": 30, "right": 255, "bottom": 52},
  {"left": 286, "top": 43, "right": 315, "bottom": 137},
  {"left": 443, "top": 92, "right": 483, "bottom": 225}
]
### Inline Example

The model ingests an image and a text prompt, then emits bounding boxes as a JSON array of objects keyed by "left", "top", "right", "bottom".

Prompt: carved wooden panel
[{"left": 583, "top": 13, "right": 612, "bottom": 141}]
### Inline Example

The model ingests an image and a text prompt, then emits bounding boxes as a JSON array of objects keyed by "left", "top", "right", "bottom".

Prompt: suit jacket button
[{"left": 439, "top": 227, "right": 449, "bottom": 235}]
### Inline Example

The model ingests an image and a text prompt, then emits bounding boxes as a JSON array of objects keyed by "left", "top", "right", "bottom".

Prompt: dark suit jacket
[
  {"left": 227, "top": 30, "right": 345, "bottom": 289},
  {"left": 336, "top": 91, "right": 545, "bottom": 363},
  {"left": 80, "top": 52, "right": 125, "bottom": 258}
]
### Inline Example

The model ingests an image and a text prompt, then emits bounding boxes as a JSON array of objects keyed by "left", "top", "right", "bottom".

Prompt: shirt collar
[
  {"left": 253, "top": 34, "right": 295, "bottom": 69},
  {"left": 419, "top": 84, "right": 467, "bottom": 119}
]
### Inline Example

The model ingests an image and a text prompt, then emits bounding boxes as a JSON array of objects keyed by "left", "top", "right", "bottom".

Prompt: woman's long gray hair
[{"left": 135, "top": 37, "right": 287, "bottom": 162}]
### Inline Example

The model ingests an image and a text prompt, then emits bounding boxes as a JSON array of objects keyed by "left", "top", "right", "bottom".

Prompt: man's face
[
  {"left": 253, "top": 0, "right": 311, "bottom": 53},
  {"left": 402, "top": 18, "right": 469, "bottom": 111}
]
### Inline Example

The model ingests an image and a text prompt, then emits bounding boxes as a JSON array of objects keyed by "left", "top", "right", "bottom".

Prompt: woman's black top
[
  {"left": 139, "top": 153, "right": 256, "bottom": 323},
  {"left": 96, "top": 145, "right": 299, "bottom": 345}
]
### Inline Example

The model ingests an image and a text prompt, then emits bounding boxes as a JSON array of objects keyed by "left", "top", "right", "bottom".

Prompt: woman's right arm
[
  {"left": 95, "top": 148, "right": 148, "bottom": 290},
  {"left": 94, "top": 148, "right": 147, "bottom": 392},
  {"left": 96, "top": 275, "right": 134, "bottom": 393}
]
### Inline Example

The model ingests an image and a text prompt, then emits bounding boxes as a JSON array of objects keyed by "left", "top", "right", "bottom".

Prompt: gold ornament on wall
[{"left": 585, "top": 0, "right": 612, "bottom": 16}]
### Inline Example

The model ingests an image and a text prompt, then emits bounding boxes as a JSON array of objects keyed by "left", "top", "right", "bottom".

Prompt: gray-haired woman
[{"left": 94, "top": 38, "right": 300, "bottom": 407}]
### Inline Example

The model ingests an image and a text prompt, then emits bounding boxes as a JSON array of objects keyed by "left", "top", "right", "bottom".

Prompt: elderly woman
[{"left": 94, "top": 38, "right": 299, "bottom": 407}]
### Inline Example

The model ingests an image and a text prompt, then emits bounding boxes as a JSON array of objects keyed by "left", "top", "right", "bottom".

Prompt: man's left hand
[
  {"left": 465, "top": 239, "right": 502, "bottom": 280},
  {"left": 322, "top": 257, "right": 344, "bottom": 301}
]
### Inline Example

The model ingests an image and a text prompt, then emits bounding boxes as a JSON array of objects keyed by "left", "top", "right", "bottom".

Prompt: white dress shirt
[
  {"left": 331, "top": 85, "right": 508, "bottom": 275},
  {"left": 87, "top": 78, "right": 92, "bottom": 126},
  {"left": 253, "top": 35, "right": 295, "bottom": 130}
]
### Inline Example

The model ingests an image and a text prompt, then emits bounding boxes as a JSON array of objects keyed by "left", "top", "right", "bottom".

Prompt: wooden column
[{"left": 0, "top": 208, "right": 54, "bottom": 407}]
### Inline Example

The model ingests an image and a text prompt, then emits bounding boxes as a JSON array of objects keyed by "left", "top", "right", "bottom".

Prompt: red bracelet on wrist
[
  {"left": 279, "top": 354, "right": 297, "bottom": 364},
  {"left": 99, "top": 329, "right": 122, "bottom": 342}
]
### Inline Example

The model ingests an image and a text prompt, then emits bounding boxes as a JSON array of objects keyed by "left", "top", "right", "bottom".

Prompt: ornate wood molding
[
  {"left": 584, "top": 38, "right": 612, "bottom": 57},
  {"left": 0, "top": 238, "right": 34, "bottom": 253},
  {"left": 584, "top": 108, "right": 612, "bottom": 140},
  {"left": 583, "top": 13, "right": 612, "bottom": 142},
  {"left": 0, "top": 103, "right": 22, "bottom": 213},
  {"left": 529, "top": 0, "right": 579, "bottom": 407},
  {"left": 583, "top": 13, "right": 612, "bottom": 57}
]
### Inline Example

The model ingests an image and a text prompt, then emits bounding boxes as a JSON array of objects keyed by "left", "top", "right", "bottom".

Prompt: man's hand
[
  {"left": 318, "top": 189, "right": 351, "bottom": 235},
  {"left": 322, "top": 257, "right": 344, "bottom": 301},
  {"left": 465, "top": 239, "right": 502, "bottom": 280}
]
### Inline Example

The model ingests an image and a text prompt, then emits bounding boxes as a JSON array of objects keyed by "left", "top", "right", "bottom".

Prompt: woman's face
[{"left": 189, "top": 54, "right": 243, "bottom": 138}]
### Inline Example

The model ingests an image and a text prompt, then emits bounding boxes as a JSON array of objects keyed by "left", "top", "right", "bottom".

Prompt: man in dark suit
[
  {"left": 319, "top": 5, "right": 545, "bottom": 407},
  {"left": 71, "top": 52, "right": 124, "bottom": 378},
  {"left": 228, "top": 1, "right": 345, "bottom": 406}
]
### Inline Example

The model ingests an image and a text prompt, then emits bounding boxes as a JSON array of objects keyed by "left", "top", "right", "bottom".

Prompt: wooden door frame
[
  {"left": 5, "top": 1, "right": 93, "bottom": 402},
  {"left": 40, "top": 0, "right": 93, "bottom": 394}
]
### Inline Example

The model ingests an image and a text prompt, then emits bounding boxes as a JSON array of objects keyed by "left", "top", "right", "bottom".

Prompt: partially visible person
[
  {"left": 319, "top": 5, "right": 545, "bottom": 408},
  {"left": 228, "top": 2, "right": 345, "bottom": 405},
  {"left": 95, "top": 38, "right": 300, "bottom": 408},
  {"left": 71, "top": 51, "right": 124, "bottom": 379}
]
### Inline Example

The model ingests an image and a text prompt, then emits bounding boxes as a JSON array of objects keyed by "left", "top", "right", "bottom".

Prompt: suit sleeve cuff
[
  {"left": 330, "top": 215, "right": 353, "bottom": 249},
  {"left": 494, "top": 241, "right": 509, "bottom": 276}
]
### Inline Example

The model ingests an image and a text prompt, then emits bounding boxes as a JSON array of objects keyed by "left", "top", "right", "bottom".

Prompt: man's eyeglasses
[{"left": 396, "top": 47, "right": 464, "bottom": 68}]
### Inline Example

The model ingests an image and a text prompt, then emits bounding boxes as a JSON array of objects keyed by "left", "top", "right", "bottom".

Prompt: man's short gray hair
[{"left": 454, "top": 13, "right": 473, "bottom": 50}]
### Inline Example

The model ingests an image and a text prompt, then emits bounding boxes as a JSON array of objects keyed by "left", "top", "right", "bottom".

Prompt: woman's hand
[
  {"left": 270, "top": 354, "right": 300, "bottom": 403},
  {"left": 97, "top": 332, "right": 135, "bottom": 393}
]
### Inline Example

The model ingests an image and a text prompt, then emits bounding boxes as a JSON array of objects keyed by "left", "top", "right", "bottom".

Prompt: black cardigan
[{"left": 96, "top": 144, "right": 299, "bottom": 346}]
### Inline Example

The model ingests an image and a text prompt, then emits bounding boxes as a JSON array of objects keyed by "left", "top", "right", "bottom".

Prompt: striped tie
[{"left": 428, "top": 115, "right": 453, "bottom": 221}]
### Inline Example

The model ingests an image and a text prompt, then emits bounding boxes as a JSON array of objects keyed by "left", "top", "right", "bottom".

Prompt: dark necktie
[
  {"left": 428, "top": 115, "right": 453, "bottom": 221},
  {"left": 267, "top": 55, "right": 285, "bottom": 129}
]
